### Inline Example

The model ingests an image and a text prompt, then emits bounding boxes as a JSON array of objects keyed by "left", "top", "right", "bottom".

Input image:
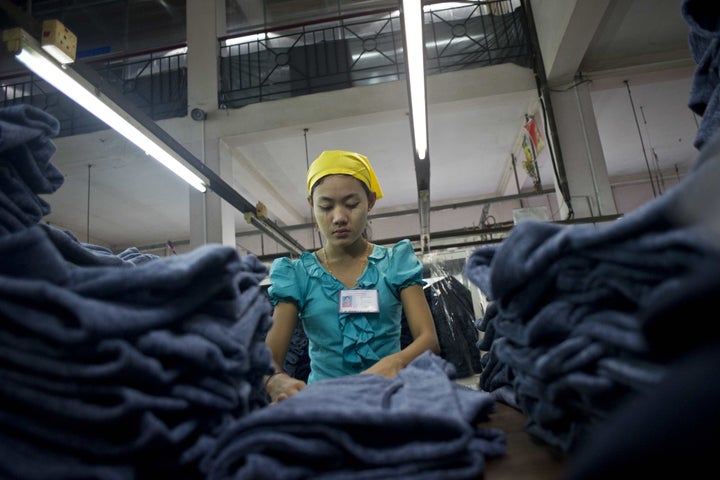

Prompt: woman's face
[{"left": 309, "top": 174, "right": 376, "bottom": 247}]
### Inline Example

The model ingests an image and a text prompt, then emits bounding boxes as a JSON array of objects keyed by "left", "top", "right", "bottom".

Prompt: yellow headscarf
[{"left": 306, "top": 150, "right": 384, "bottom": 199}]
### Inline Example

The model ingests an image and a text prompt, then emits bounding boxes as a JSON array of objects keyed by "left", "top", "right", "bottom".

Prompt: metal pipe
[
  {"left": 69, "top": 60, "right": 307, "bottom": 255},
  {"left": 521, "top": 0, "right": 573, "bottom": 218}
]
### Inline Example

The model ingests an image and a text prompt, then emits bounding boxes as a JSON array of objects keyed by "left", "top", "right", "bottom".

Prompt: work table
[{"left": 481, "top": 402, "right": 566, "bottom": 479}]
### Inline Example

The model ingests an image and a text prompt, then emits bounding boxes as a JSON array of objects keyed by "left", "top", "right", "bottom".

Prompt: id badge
[{"left": 338, "top": 289, "right": 379, "bottom": 313}]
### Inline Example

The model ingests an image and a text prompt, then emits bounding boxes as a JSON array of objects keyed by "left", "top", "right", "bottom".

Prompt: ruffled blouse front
[{"left": 267, "top": 239, "right": 424, "bottom": 383}]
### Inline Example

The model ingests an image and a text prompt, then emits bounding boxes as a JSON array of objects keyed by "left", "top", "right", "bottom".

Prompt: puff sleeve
[
  {"left": 267, "top": 257, "right": 301, "bottom": 307},
  {"left": 386, "top": 239, "right": 425, "bottom": 291}
]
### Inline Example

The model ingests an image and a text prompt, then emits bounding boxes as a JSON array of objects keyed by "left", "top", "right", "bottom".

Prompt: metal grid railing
[
  {"left": 0, "top": 48, "right": 188, "bottom": 137},
  {"left": 0, "top": 1, "right": 530, "bottom": 137},
  {"left": 425, "top": 2, "right": 530, "bottom": 74},
  {"left": 219, "top": 10, "right": 404, "bottom": 108},
  {"left": 219, "top": 0, "right": 530, "bottom": 108}
]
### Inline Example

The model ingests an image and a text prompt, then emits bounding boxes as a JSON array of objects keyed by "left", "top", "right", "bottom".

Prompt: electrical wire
[
  {"left": 624, "top": 80, "right": 657, "bottom": 198},
  {"left": 86, "top": 164, "right": 91, "bottom": 243},
  {"left": 304, "top": 127, "right": 321, "bottom": 250},
  {"left": 574, "top": 82, "right": 602, "bottom": 216},
  {"left": 639, "top": 105, "right": 665, "bottom": 195}
]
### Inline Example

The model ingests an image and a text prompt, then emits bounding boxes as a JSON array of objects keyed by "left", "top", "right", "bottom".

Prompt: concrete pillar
[
  {"left": 186, "top": 0, "right": 236, "bottom": 247},
  {"left": 549, "top": 81, "right": 617, "bottom": 219}
]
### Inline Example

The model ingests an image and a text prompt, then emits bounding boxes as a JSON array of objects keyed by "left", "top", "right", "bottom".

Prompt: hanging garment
[{"left": 423, "top": 275, "right": 483, "bottom": 378}]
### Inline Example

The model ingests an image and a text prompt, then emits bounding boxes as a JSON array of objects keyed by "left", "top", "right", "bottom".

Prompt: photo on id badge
[{"left": 338, "top": 289, "right": 380, "bottom": 313}]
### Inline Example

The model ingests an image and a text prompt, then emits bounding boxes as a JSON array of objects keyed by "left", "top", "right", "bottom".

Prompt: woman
[{"left": 264, "top": 150, "right": 440, "bottom": 403}]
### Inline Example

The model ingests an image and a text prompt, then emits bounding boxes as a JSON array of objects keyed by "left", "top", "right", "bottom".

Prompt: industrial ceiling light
[
  {"left": 401, "top": 0, "right": 428, "bottom": 161},
  {"left": 401, "top": 0, "right": 432, "bottom": 253},
  {"left": 3, "top": 23, "right": 208, "bottom": 192}
]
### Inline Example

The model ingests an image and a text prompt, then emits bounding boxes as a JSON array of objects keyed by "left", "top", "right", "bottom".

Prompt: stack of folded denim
[
  {"left": 0, "top": 104, "right": 274, "bottom": 479},
  {"left": 0, "top": 104, "right": 62, "bottom": 234},
  {"left": 203, "top": 351, "right": 506, "bottom": 480},
  {"left": 465, "top": 1, "right": 720, "bottom": 454},
  {"left": 465, "top": 119, "right": 720, "bottom": 453}
]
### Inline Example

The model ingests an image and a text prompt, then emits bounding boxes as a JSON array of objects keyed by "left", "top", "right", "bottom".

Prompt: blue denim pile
[
  {"left": 0, "top": 104, "right": 274, "bottom": 479},
  {"left": 464, "top": 0, "right": 720, "bottom": 460}
]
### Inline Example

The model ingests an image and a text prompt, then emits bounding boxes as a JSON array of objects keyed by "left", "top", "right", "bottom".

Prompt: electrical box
[
  {"left": 41, "top": 19, "right": 77, "bottom": 64},
  {"left": 2, "top": 27, "right": 29, "bottom": 53}
]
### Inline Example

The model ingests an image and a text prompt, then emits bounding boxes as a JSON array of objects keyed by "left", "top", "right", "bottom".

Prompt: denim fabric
[
  {"left": 1, "top": 218, "right": 273, "bottom": 479},
  {"left": 683, "top": 0, "right": 720, "bottom": 149},
  {"left": 640, "top": 260, "right": 720, "bottom": 359},
  {"left": 203, "top": 352, "right": 506, "bottom": 480},
  {"left": 0, "top": 105, "right": 62, "bottom": 235},
  {"left": 465, "top": 123, "right": 720, "bottom": 451},
  {"left": 493, "top": 301, "right": 591, "bottom": 347},
  {"left": 595, "top": 357, "right": 666, "bottom": 391},
  {"left": 565, "top": 342, "right": 720, "bottom": 479}
]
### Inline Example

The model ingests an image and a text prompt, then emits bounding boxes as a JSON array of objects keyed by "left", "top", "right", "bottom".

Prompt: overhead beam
[{"left": 67, "top": 62, "right": 306, "bottom": 254}]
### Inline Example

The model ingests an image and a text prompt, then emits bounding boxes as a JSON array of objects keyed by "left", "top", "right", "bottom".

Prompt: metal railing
[
  {"left": 219, "top": 9, "right": 404, "bottom": 108},
  {"left": 0, "top": 47, "right": 188, "bottom": 137},
  {"left": 425, "top": 2, "right": 530, "bottom": 74},
  {"left": 0, "top": 1, "right": 530, "bottom": 137},
  {"left": 219, "top": 1, "right": 530, "bottom": 108}
]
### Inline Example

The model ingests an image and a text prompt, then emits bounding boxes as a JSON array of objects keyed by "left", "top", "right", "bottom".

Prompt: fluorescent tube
[
  {"left": 402, "top": 0, "right": 428, "bottom": 161},
  {"left": 13, "top": 33, "right": 207, "bottom": 192}
]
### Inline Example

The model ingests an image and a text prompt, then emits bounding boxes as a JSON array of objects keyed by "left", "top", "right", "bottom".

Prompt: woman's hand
[
  {"left": 265, "top": 372, "right": 307, "bottom": 404},
  {"left": 361, "top": 354, "right": 406, "bottom": 379}
]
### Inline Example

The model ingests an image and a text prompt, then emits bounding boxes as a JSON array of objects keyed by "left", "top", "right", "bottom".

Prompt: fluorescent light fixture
[
  {"left": 223, "top": 32, "right": 277, "bottom": 47},
  {"left": 425, "top": 2, "right": 469, "bottom": 12},
  {"left": 402, "top": 0, "right": 428, "bottom": 161},
  {"left": 41, "top": 43, "right": 75, "bottom": 65},
  {"left": 8, "top": 29, "right": 207, "bottom": 192}
]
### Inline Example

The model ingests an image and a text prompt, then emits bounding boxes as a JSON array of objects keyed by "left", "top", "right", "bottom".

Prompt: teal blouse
[{"left": 267, "top": 239, "right": 424, "bottom": 384}]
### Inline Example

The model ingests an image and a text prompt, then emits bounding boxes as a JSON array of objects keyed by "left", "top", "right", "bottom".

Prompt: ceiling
[{"left": 0, "top": 0, "right": 699, "bottom": 258}]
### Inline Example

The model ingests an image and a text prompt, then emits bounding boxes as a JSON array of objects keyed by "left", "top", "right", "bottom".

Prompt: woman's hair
[{"left": 310, "top": 174, "right": 371, "bottom": 199}]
